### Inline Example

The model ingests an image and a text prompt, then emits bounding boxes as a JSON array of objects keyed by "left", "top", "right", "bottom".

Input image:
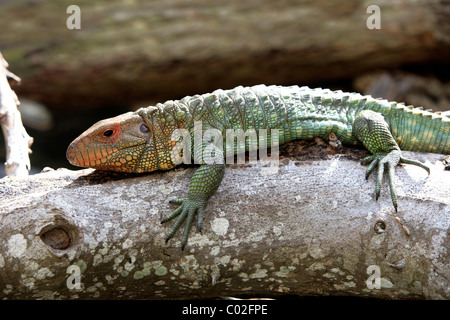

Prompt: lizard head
[{"left": 66, "top": 111, "right": 163, "bottom": 173}]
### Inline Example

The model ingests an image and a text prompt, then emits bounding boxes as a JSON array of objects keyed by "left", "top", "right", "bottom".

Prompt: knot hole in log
[
  {"left": 38, "top": 214, "right": 82, "bottom": 257},
  {"left": 40, "top": 227, "right": 71, "bottom": 250}
]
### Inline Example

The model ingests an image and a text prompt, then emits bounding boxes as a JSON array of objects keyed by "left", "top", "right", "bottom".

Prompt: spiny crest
[
  {"left": 396, "top": 103, "right": 448, "bottom": 122},
  {"left": 137, "top": 106, "right": 159, "bottom": 119},
  {"left": 312, "top": 95, "right": 321, "bottom": 104},
  {"left": 359, "top": 97, "right": 368, "bottom": 104},
  {"left": 300, "top": 93, "right": 310, "bottom": 102}
]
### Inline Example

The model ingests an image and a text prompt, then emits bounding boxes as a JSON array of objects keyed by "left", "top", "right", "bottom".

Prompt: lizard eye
[
  {"left": 103, "top": 129, "right": 114, "bottom": 137},
  {"left": 140, "top": 124, "right": 150, "bottom": 133}
]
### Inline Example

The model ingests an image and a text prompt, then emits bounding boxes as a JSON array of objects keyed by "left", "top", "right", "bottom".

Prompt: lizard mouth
[
  {"left": 66, "top": 142, "right": 120, "bottom": 167},
  {"left": 66, "top": 139, "right": 149, "bottom": 169}
]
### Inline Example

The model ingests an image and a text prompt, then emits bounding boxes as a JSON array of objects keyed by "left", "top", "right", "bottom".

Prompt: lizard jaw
[
  {"left": 66, "top": 142, "right": 119, "bottom": 168},
  {"left": 66, "top": 140, "right": 148, "bottom": 170}
]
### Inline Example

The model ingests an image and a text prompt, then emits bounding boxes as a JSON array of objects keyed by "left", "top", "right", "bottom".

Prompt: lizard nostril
[{"left": 66, "top": 143, "right": 78, "bottom": 163}]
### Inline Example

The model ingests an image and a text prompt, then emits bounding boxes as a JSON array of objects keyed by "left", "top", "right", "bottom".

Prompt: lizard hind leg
[{"left": 353, "top": 110, "right": 430, "bottom": 212}]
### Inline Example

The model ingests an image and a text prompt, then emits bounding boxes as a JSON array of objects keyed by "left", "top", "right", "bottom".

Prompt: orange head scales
[{"left": 66, "top": 110, "right": 179, "bottom": 173}]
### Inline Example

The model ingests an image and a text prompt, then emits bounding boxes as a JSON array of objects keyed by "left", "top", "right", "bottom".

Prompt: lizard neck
[{"left": 137, "top": 101, "right": 193, "bottom": 171}]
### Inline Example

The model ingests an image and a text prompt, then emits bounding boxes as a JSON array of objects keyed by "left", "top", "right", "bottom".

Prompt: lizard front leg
[
  {"left": 353, "top": 110, "right": 430, "bottom": 212},
  {"left": 162, "top": 128, "right": 226, "bottom": 250},
  {"left": 161, "top": 164, "right": 225, "bottom": 250}
]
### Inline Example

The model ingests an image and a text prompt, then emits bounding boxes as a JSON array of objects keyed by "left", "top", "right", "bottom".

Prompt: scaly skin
[{"left": 67, "top": 85, "right": 450, "bottom": 250}]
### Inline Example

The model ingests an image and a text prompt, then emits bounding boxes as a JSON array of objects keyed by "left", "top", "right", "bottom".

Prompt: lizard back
[{"left": 147, "top": 84, "right": 449, "bottom": 155}]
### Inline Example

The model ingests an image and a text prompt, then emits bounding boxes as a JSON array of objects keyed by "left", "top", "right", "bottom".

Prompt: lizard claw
[
  {"left": 161, "top": 164, "right": 225, "bottom": 250},
  {"left": 399, "top": 157, "right": 430, "bottom": 175},
  {"left": 162, "top": 197, "right": 206, "bottom": 250},
  {"left": 362, "top": 150, "right": 430, "bottom": 212},
  {"left": 362, "top": 150, "right": 400, "bottom": 212},
  {"left": 168, "top": 198, "right": 186, "bottom": 206}
]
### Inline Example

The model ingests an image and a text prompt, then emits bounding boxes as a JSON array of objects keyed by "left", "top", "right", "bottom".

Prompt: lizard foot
[
  {"left": 161, "top": 197, "right": 206, "bottom": 250},
  {"left": 361, "top": 149, "right": 430, "bottom": 212}
]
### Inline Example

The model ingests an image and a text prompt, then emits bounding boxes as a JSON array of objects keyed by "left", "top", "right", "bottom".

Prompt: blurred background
[{"left": 1, "top": 0, "right": 449, "bottom": 176}]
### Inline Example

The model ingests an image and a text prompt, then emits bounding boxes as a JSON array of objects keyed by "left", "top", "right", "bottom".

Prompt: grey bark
[{"left": 0, "top": 152, "right": 448, "bottom": 299}]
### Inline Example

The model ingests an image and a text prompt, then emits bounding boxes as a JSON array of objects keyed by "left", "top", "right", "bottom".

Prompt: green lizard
[{"left": 66, "top": 85, "right": 449, "bottom": 250}]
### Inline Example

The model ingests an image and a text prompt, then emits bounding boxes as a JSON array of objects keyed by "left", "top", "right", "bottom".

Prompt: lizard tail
[{"left": 387, "top": 105, "right": 449, "bottom": 154}]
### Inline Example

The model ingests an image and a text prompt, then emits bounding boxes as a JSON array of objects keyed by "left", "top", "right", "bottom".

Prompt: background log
[
  {"left": 1, "top": 0, "right": 449, "bottom": 110},
  {"left": 0, "top": 151, "right": 448, "bottom": 299}
]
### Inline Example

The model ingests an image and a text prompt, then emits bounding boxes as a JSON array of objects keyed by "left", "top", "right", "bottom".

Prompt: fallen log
[{"left": 0, "top": 150, "right": 448, "bottom": 299}]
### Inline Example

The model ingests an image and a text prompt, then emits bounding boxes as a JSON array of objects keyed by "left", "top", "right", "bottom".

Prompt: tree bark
[{"left": 0, "top": 151, "right": 448, "bottom": 299}]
